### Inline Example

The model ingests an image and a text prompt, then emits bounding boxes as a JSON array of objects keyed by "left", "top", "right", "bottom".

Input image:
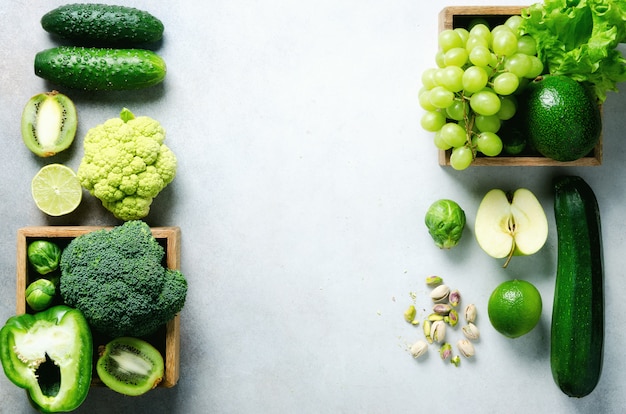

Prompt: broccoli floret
[
  {"left": 77, "top": 108, "right": 177, "bottom": 221},
  {"left": 59, "top": 221, "right": 187, "bottom": 338}
]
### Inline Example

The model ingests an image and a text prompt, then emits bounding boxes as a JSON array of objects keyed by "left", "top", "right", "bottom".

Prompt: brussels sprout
[
  {"left": 425, "top": 199, "right": 466, "bottom": 249},
  {"left": 25, "top": 278, "right": 56, "bottom": 311},
  {"left": 27, "top": 240, "right": 62, "bottom": 274}
]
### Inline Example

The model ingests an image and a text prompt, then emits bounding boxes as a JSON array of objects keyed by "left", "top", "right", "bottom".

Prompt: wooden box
[
  {"left": 437, "top": 6, "right": 603, "bottom": 167},
  {"left": 16, "top": 226, "right": 181, "bottom": 388}
]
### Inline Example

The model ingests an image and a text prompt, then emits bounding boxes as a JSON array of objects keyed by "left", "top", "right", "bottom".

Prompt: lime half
[{"left": 31, "top": 164, "right": 82, "bottom": 216}]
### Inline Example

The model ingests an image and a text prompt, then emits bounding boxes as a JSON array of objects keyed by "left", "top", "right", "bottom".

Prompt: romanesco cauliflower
[{"left": 77, "top": 108, "right": 177, "bottom": 220}]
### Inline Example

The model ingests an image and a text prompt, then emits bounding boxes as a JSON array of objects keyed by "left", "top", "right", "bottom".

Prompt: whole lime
[{"left": 488, "top": 279, "right": 542, "bottom": 338}]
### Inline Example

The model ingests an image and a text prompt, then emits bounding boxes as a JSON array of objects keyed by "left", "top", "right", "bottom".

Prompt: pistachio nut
[
  {"left": 450, "top": 355, "right": 461, "bottom": 367},
  {"left": 449, "top": 289, "right": 461, "bottom": 307},
  {"left": 439, "top": 342, "right": 452, "bottom": 360},
  {"left": 404, "top": 305, "right": 417, "bottom": 323},
  {"left": 464, "top": 303, "right": 477, "bottom": 323},
  {"left": 427, "top": 313, "right": 444, "bottom": 322},
  {"left": 462, "top": 322, "right": 480, "bottom": 340},
  {"left": 432, "top": 303, "right": 452, "bottom": 315},
  {"left": 444, "top": 309, "right": 459, "bottom": 327},
  {"left": 423, "top": 320, "right": 433, "bottom": 344},
  {"left": 430, "top": 320, "right": 446, "bottom": 343},
  {"left": 457, "top": 339, "right": 475, "bottom": 358},
  {"left": 410, "top": 340, "right": 428, "bottom": 359},
  {"left": 430, "top": 284, "right": 450, "bottom": 302},
  {"left": 425, "top": 275, "right": 443, "bottom": 286}
]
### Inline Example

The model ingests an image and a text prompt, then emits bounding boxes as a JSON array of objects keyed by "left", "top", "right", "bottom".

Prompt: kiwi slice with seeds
[
  {"left": 21, "top": 90, "right": 77, "bottom": 157},
  {"left": 96, "top": 337, "right": 164, "bottom": 396}
]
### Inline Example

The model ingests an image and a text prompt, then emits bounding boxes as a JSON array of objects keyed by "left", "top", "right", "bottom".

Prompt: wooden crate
[
  {"left": 437, "top": 6, "right": 603, "bottom": 167},
  {"left": 16, "top": 226, "right": 182, "bottom": 388}
]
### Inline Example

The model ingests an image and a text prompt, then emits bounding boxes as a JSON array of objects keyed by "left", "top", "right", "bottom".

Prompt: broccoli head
[
  {"left": 59, "top": 220, "right": 187, "bottom": 338},
  {"left": 77, "top": 108, "right": 177, "bottom": 221}
]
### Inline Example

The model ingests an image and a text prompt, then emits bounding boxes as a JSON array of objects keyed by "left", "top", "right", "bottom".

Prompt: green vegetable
[
  {"left": 424, "top": 199, "right": 466, "bottom": 249},
  {"left": 59, "top": 220, "right": 188, "bottom": 338},
  {"left": 27, "top": 240, "right": 62, "bottom": 275},
  {"left": 41, "top": 3, "right": 164, "bottom": 46},
  {"left": 0, "top": 305, "right": 92, "bottom": 413},
  {"left": 34, "top": 46, "right": 167, "bottom": 91},
  {"left": 77, "top": 108, "right": 177, "bottom": 220},
  {"left": 520, "top": 0, "right": 626, "bottom": 102},
  {"left": 25, "top": 279, "right": 56, "bottom": 311},
  {"left": 552, "top": 175, "right": 604, "bottom": 397}
]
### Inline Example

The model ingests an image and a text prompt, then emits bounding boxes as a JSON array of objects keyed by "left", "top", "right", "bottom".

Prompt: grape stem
[{"left": 461, "top": 94, "right": 477, "bottom": 158}]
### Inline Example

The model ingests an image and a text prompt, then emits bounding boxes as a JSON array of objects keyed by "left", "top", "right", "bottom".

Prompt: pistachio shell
[
  {"left": 431, "top": 320, "right": 446, "bottom": 343},
  {"left": 462, "top": 323, "right": 480, "bottom": 340},
  {"left": 430, "top": 284, "right": 450, "bottom": 302},
  {"left": 464, "top": 303, "right": 477, "bottom": 323},
  {"left": 410, "top": 340, "right": 429, "bottom": 359},
  {"left": 457, "top": 339, "right": 475, "bottom": 358}
]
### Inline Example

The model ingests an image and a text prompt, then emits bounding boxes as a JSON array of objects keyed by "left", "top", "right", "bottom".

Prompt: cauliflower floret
[
  {"left": 154, "top": 145, "right": 178, "bottom": 184},
  {"left": 77, "top": 108, "right": 177, "bottom": 220},
  {"left": 137, "top": 165, "right": 165, "bottom": 198},
  {"left": 102, "top": 196, "right": 153, "bottom": 222}
]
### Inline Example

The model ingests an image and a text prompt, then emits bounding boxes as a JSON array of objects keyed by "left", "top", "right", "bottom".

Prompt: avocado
[{"left": 519, "top": 75, "right": 601, "bottom": 162}]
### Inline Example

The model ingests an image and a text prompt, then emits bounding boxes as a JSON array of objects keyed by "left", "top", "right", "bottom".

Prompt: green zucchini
[
  {"left": 34, "top": 47, "right": 166, "bottom": 91},
  {"left": 41, "top": 3, "right": 164, "bottom": 46},
  {"left": 551, "top": 175, "right": 604, "bottom": 398}
]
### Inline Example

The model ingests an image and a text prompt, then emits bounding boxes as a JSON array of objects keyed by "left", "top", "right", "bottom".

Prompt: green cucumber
[
  {"left": 551, "top": 175, "right": 604, "bottom": 398},
  {"left": 34, "top": 47, "right": 166, "bottom": 91},
  {"left": 41, "top": 3, "right": 164, "bottom": 46}
]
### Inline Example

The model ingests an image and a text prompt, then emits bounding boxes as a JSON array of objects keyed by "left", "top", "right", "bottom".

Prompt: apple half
[{"left": 475, "top": 188, "right": 548, "bottom": 267}]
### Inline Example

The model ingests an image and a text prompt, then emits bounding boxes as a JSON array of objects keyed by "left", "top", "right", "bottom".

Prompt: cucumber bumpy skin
[
  {"left": 41, "top": 3, "right": 164, "bottom": 46},
  {"left": 34, "top": 47, "right": 166, "bottom": 91}
]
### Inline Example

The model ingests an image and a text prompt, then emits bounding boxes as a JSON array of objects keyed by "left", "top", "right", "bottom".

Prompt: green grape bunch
[{"left": 419, "top": 15, "right": 543, "bottom": 170}]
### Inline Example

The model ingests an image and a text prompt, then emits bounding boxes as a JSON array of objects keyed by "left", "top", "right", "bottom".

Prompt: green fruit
[
  {"left": 41, "top": 4, "right": 164, "bottom": 46},
  {"left": 21, "top": 91, "right": 77, "bottom": 157},
  {"left": 520, "top": 75, "right": 601, "bottom": 162},
  {"left": 96, "top": 337, "right": 164, "bottom": 396},
  {"left": 34, "top": 47, "right": 166, "bottom": 91},
  {"left": 500, "top": 127, "right": 526, "bottom": 155},
  {"left": 488, "top": 279, "right": 542, "bottom": 338}
]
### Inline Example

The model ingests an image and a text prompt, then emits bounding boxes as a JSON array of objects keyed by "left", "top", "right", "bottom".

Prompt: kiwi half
[
  {"left": 96, "top": 337, "right": 164, "bottom": 396},
  {"left": 21, "top": 91, "right": 77, "bottom": 157}
]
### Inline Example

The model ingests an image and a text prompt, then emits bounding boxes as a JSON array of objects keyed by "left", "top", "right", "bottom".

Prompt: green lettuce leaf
[{"left": 520, "top": 0, "right": 626, "bottom": 102}]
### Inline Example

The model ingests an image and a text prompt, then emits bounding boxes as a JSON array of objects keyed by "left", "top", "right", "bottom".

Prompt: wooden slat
[
  {"left": 16, "top": 226, "right": 182, "bottom": 388},
  {"left": 435, "top": 6, "right": 603, "bottom": 167}
]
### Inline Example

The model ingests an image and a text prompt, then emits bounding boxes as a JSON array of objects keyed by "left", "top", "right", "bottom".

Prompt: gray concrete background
[{"left": 1, "top": 0, "right": 624, "bottom": 412}]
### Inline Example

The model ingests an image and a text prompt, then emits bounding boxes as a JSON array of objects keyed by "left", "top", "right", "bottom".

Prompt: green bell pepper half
[{"left": 0, "top": 305, "right": 92, "bottom": 413}]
